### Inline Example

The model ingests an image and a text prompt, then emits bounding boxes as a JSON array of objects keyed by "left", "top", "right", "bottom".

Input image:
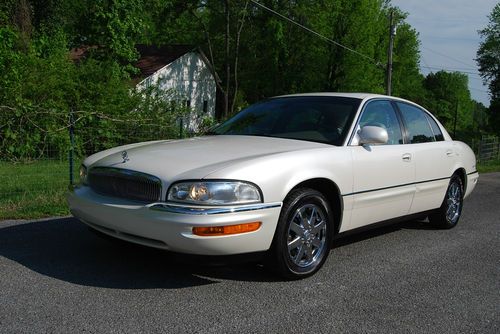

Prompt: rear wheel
[
  {"left": 429, "top": 175, "right": 464, "bottom": 229},
  {"left": 268, "top": 188, "right": 333, "bottom": 279}
]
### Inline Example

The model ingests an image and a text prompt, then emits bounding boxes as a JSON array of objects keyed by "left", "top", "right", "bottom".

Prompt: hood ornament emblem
[{"left": 121, "top": 150, "right": 129, "bottom": 163}]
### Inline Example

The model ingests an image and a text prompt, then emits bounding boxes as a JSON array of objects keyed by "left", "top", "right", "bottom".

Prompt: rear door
[
  {"left": 395, "top": 102, "right": 455, "bottom": 214},
  {"left": 348, "top": 100, "right": 415, "bottom": 230}
]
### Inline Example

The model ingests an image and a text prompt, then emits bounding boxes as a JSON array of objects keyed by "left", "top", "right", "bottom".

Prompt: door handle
[
  {"left": 402, "top": 153, "right": 412, "bottom": 162},
  {"left": 446, "top": 150, "right": 454, "bottom": 157}
]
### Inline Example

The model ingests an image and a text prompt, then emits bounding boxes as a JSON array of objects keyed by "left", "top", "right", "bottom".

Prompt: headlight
[
  {"left": 79, "top": 164, "right": 88, "bottom": 185},
  {"left": 168, "top": 181, "right": 261, "bottom": 205}
]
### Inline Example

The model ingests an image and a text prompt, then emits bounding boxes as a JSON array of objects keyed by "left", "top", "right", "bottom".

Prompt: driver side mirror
[{"left": 358, "top": 126, "right": 388, "bottom": 145}]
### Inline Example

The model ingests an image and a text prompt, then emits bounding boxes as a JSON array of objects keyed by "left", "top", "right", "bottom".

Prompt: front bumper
[{"left": 67, "top": 186, "right": 282, "bottom": 255}]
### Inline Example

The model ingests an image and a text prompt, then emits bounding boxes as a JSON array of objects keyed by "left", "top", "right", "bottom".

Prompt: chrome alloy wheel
[
  {"left": 287, "top": 204, "right": 327, "bottom": 268},
  {"left": 446, "top": 181, "right": 462, "bottom": 223}
]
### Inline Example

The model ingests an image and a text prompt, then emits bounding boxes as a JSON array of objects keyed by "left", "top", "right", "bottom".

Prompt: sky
[{"left": 391, "top": 0, "right": 496, "bottom": 106}]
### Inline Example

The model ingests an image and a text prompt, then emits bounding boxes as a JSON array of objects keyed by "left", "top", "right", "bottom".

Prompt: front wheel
[
  {"left": 268, "top": 188, "right": 333, "bottom": 279},
  {"left": 429, "top": 175, "right": 464, "bottom": 229}
]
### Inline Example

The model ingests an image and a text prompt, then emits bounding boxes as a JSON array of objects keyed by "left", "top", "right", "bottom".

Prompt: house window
[
  {"left": 185, "top": 100, "right": 191, "bottom": 108},
  {"left": 203, "top": 100, "right": 208, "bottom": 113}
]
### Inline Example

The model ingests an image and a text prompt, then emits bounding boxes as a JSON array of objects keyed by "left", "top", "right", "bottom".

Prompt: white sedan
[{"left": 67, "top": 93, "right": 479, "bottom": 278}]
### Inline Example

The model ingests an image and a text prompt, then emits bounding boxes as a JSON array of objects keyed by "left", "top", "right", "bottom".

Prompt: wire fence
[
  {"left": 474, "top": 136, "right": 500, "bottom": 162},
  {"left": 0, "top": 114, "right": 498, "bottom": 220},
  {"left": 0, "top": 111, "right": 189, "bottom": 220}
]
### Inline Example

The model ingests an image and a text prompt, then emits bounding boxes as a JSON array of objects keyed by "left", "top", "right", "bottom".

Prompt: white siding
[{"left": 136, "top": 52, "right": 217, "bottom": 131}]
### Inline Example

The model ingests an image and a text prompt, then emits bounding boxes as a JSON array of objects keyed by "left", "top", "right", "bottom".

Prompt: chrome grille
[{"left": 88, "top": 167, "right": 161, "bottom": 202}]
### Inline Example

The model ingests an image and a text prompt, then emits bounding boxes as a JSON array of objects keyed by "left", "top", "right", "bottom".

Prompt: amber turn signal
[{"left": 193, "top": 222, "right": 262, "bottom": 236}]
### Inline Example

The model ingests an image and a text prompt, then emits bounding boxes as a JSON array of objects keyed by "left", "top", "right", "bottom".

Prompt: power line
[
  {"left": 420, "top": 55, "right": 432, "bottom": 71},
  {"left": 468, "top": 76, "right": 488, "bottom": 82},
  {"left": 421, "top": 56, "right": 489, "bottom": 95},
  {"left": 426, "top": 36, "right": 479, "bottom": 42},
  {"left": 249, "top": 0, "right": 485, "bottom": 92},
  {"left": 249, "top": 0, "right": 384, "bottom": 68},
  {"left": 409, "top": 17, "right": 486, "bottom": 24},
  {"left": 426, "top": 64, "right": 479, "bottom": 72},
  {"left": 420, "top": 65, "right": 481, "bottom": 76},
  {"left": 469, "top": 87, "right": 489, "bottom": 94},
  {"left": 420, "top": 55, "right": 435, "bottom": 73},
  {"left": 421, "top": 46, "right": 477, "bottom": 69}
]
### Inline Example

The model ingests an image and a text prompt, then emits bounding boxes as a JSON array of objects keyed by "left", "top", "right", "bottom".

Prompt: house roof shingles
[
  {"left": 134, "top": 44, "right": 194, "bottom": 79},
  {"left": 69, "top": 44, "right": 219, "bottom": 84}
]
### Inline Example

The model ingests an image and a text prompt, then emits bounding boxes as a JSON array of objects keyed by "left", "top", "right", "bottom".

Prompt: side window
[
  {"left": 425, "top": 114, "right": 444, "bottom": 141},
  {"left": 359, "top": 100, "right": 403, "bottom": 145},
  {"left": 397, "top": 103, "right": 435, "bottom": 144}
]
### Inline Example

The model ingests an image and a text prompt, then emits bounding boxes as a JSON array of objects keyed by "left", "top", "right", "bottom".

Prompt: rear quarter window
[
  {"left": 396, "top": 102, "right": 435, "bottom": 144},
  {"left": 425, "top": 114, "right": 445, "bottom": 141}
]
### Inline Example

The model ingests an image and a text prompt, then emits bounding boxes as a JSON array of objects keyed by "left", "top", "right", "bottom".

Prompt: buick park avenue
[{"left": 67, "top": 93, "right": 478, "bottom": 278}]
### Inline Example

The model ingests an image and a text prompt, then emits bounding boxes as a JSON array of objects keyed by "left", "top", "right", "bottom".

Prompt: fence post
[
  {"left": 498, "top": 139, "right": 500, "bottom": 161},
  {"left": 478, "top": 139, "right": 482, "bottom": 163},
  {"left": 69, "top": 109, "right": 75, "bottom": 186},
  {"left": 179, "top": 117, "right": 184, "bottom": 139}
]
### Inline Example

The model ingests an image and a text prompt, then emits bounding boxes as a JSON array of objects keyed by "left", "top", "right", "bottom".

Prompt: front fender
[{"left": 203, "top": 147, "right": 353, "bottom": 203}]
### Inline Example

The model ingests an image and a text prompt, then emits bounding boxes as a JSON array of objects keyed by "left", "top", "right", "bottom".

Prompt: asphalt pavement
[{"left": 1, "top": 173, "right": 499, "bottom": 333}]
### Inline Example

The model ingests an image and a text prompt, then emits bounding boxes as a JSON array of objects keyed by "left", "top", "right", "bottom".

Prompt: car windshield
[{"left": 211, "top": 96, "right": 361, "bottom": 146}]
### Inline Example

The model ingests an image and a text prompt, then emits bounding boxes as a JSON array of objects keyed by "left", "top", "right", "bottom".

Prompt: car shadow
[
  {"left": 0, "top": 217, "right": 436, "bottom": 288},
  {"left": 333, "top": 218, "right": 440, "bottom": 248},
  {"left": 0, "top": 218, "right": 281, "bottom": 289}
]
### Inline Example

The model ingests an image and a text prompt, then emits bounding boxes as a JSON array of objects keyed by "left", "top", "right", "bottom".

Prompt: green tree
[
  {"left": 182, "top": 0, "right": 252, "bottom": 118},
  {"left": 235, "top": 0, "right": 387, "bottom": 102},
  {"left": 324, "top": 0, "right": 386, "bottom": 93},
  {"left": 0, "top": 25, "right": 186, "bottom": 161},
  {"left": 423, "top": 71, "right": 474, "bottom": 137},
  {"left": 208, "top": 0, "right": 425, "bottom": 115},
  {"left": 143, "top": 0, "right": 202, "bottom": 45},
  {"left": 476, "top": 3, "right": 500, "bottom": 135},
  {"left": 390, "top": 19, "right": 425, "bottom": 102},
  {"left": 471, "top": 101, "right": 489, "bottom": 133}
]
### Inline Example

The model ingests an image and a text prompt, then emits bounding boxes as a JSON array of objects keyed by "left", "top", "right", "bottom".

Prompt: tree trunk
[
  {"left": 231, "top": 1, "right": 249, "bottom": 115},
  {"left": 224, "top": 0, "right": 230, "bottom": 119}
]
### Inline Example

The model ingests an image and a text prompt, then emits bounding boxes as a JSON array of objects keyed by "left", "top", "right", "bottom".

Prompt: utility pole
[{"left": 386, "top": 10, "right": 396, "bottom": 96}]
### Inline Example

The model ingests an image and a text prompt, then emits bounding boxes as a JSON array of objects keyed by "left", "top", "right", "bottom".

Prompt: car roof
[{"left": 273, "top": 92, "right": 412, "bottom": 103}]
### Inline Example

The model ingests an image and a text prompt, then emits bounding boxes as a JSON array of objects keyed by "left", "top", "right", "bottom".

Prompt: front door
[{"left": 347, "top": 100, "right": 415, "bottom": 231}]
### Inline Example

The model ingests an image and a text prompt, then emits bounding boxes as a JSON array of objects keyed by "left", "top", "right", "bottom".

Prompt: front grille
[{"left": 88, "top": 167, "right": 162, "bottom": 202}]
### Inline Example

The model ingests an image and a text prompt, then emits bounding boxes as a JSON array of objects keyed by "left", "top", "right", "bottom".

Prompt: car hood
[{"left": 87, "top": 135, "right": 331, "bottom": 182}]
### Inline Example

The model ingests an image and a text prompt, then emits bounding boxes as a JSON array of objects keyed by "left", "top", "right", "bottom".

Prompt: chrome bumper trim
[{"left": 149, "top": 202, "right": 282, "bottom": 215}]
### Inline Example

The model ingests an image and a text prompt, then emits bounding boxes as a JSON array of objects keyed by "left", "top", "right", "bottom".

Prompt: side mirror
[{"left": 358, "top": 126, "right": 388, "bottom": 145}]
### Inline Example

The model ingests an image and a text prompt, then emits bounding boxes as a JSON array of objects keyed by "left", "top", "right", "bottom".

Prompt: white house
[{"left": 134, "top": 45, "right": 218, "bottom": 131}]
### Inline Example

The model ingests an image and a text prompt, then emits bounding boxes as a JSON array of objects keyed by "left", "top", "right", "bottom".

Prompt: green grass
[
  {"left": 1, "top": 157, "right": 499, "bottom": 220},
  {"left": 0, "top": 160, "right": 73, "bottom": 220},
  {"left": 477, "top": 159, "right": 500, "bottom": 174}
]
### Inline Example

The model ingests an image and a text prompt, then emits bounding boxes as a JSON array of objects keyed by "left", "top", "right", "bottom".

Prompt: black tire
[
  {"left": 429, "top": 175, "right": 464, "bottom": 229},
  {"left": 267, "top": 188, "right": 333, "bottom": 279}
]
